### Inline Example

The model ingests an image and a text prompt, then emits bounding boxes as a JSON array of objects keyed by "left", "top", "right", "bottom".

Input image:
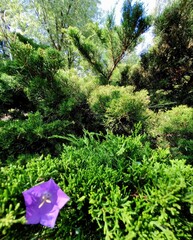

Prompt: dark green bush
[
  {"left": 1, "top": 132, "right": 193, "bottom": 239},
  {"left": 0, "top": 112, "right": 71, "bottom": 161},
  {"left": 0, "top": 38, "right": 96, "bottom": 160},
  {"left": 129, "top": 0, "right": 193, "bottom": 106},
  {"left": 0, "top": 38, "right": 86, "bottom": 119}
]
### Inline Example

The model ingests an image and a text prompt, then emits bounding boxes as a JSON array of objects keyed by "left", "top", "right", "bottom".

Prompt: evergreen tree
[
  {"left": 68, "top": 0, "right": 151, "bottom": 84},
  {"left": 132, "top": 0, "right": 193, "bottom": 106}
]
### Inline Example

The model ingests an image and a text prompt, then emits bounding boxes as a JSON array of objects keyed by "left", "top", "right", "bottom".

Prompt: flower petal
[
  {"left": 57, "top": 188, "right": 70, "bottom": 209},
  {"left": 40, "top": 207, "right": 60, "bottom": 228},
  {"left": 25, "top": 205, "right": 40, "bottom": 224}
]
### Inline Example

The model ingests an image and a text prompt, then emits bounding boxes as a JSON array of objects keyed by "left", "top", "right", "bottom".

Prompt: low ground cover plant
[{"left": 1, "top": 132, "right": 193, "bottom": 239}]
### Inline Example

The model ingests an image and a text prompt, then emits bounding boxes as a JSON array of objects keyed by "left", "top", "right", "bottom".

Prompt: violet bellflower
[{"left": 22, "top": 178, "right": 70, "bottom": 228}]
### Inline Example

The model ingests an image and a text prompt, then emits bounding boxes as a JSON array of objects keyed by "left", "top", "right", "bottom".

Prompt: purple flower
[{"left": 22, "top": 178, "right": 70, "bottom": 228}]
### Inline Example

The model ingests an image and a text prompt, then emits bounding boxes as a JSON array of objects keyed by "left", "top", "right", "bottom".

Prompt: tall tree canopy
[{"left": 0, "top": 0, "right": 101, "bottom": 49}]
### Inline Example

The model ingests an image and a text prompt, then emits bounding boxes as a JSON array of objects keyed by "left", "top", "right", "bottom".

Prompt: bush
[
  {"left": 0, "top": 112, "right": 71, "bottom": 161},
  {"left": 0, "top": 38, "right": 98, "bottom": 160},
  {"left": 150, "top": 105, "right": 193, "bottom": 163},
  {"left": 1, "top": 132, "right": 193, "bottom": 239},
  {"left": 88, "top": 85, "right": 151, "bottom": 134}
]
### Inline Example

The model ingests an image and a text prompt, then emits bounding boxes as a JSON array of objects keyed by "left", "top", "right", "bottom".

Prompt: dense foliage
[
  {"left": 88, "top": 85, "right": 150, "bottom": 134},
  {"left": 129, "top": 0, "right": 193, "bottom": 106},
  {"left": 1, "top": 133, "right": 193, "bottom": 239},
  {"left": 149, "top": 105, "right": 193, "bottom": 164},
  {"left": 0, "top": 0, "right": 193, "bottom": 239}
]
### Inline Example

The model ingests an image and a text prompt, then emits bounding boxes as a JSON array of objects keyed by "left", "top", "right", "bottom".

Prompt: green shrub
[
  {"left": 89, "top": 159, "right": 193, "bottom": 239},
  {"left": 150, "top": 105, "right": 193, "bottom": 163},
  {"left": 88, "top": 85, "right": 151, "bottom": 134},
  {"left": 0, "top": 38, "right": 85, "bottom": 118},
  {"left": 0, "top": 112, "right": 71, "bottom": 161},
  {"left": 1, "top": 132, "right": 193, "bottom": 239},
  {"left": 0, "top": 39, "right": 97, "bottom": 160}
]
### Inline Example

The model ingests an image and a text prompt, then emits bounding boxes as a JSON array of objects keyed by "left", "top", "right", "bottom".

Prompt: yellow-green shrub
[
  {"left": 150, "top": 105, "right": 193, "bottom": 162},
  {"left": 88, "top": 85, "right": 151, "bottom": 134}
]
